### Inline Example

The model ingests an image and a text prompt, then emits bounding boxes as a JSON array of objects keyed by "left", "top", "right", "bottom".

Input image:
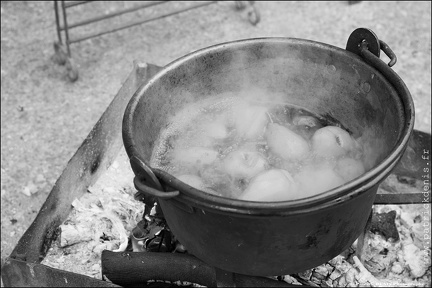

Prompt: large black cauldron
[{"left": 122, "top": 28, "right": 414, "bottom": 276}]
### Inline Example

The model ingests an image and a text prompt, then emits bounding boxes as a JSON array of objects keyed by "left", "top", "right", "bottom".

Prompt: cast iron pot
[{"left": 122, "top": 28, "right": 414, "bottom": 276}]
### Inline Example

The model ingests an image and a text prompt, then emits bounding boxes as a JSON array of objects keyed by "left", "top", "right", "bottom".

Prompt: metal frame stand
[
  {"left": 2, "top": 61, "right": 430, "bottom": 287},
  {"left": 52, "top": 1, "right": 260, "bottom": 82}
]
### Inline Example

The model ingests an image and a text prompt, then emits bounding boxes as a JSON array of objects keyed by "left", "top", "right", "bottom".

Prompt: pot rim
[{"left": 123, "top": 37, "right": 415, "bottom": 214}]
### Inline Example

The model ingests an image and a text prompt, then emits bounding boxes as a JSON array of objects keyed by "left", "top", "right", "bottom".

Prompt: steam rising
[
  {"left": 144, "top": 42, "right": 400, "bottom": 201},
  {"left": 150, "top": 96, "right": 373, "bottom": 201}
]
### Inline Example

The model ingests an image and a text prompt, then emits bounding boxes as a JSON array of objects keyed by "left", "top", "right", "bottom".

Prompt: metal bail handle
[
  {"left": 346, "top": 28, "right": 397, "bottom": 67},
  {"left": 134, "top": 176, "right": 180, "bottom": 199},
  {"left": 130, "top": 155, "right": 179, "bottom": 200}
]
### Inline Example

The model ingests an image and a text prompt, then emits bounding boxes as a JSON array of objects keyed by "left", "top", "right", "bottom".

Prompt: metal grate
[{"left": 52, "top": 1, "right": 260, "bottom": 82}]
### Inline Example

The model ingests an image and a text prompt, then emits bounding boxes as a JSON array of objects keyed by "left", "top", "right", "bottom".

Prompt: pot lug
[
  {"left": 346, "top": 27, "right": 397, "bottom": 67},
  {"left": 346, "top": 28, "right": 381, "bottom": 58}
]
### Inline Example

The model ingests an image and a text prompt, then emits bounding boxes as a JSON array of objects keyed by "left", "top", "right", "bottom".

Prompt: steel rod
[
  {"left": 374, "top": 192, "right": 425, "bottom": 204},
  {"left": 59, "top": 1, "right": 167, "bottom": 30},
  {"left": 68, "top": 1, "right": 217, "bottom": 44},
  {"left": 64, "top": 0, "right": 93, "bottom": 8},
  {"left": 60, "top": 1, "right": 72, "bottom": 56},
  {"left": 54, "top": 1, "right": 63, "bottom": 43}
]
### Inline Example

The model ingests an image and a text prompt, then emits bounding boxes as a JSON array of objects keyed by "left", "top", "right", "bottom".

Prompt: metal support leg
[
  {"left": 355, "top": 210, "right": 373, "bottom": 262},
  {"left": 52, "top": 1, "right": 79, "bottom": 82}
]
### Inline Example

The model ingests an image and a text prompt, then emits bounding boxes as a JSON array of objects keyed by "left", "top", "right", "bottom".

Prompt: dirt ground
[{"left": 1, "top": 0, "right": 431, "bottom": 284}]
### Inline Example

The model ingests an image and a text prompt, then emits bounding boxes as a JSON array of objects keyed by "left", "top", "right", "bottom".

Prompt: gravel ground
[{"left": 1, "top": 0, "right": 430, "bottom": 283}]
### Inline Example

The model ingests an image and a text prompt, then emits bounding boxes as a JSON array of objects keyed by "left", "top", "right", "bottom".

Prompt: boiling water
[{"left": 150, "top": 97, "right": 367, "bottom": 201}]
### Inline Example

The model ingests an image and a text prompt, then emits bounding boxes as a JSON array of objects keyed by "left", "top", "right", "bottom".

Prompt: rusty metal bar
[
  {"left": 59, "top": 1, "right": 167, "bottom": 30},
  {"left": 68, "top": 1, "right": 217, "bottom": 44}
]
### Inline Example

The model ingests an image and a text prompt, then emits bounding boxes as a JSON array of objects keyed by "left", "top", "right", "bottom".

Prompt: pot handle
[
  {"left": 130, "top": 155, "right": 179, "bottom": 217},
  {"left": 130, "top": 155, "right": 163, "bottom": 191},
  {"left": 133, "top": 176, "right": 180, "bottom": 199}
]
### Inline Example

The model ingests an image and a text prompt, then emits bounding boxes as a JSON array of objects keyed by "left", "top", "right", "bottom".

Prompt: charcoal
[{"left": 370, "top": 210, "right": 399, "bottom": 241}]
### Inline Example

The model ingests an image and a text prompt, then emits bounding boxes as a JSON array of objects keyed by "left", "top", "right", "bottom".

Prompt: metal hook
[{"left": 379, "top": 40, "right": 397, "bottom": 67}]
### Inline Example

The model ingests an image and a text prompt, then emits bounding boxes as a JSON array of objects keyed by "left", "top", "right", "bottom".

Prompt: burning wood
[{"left": 41, "top": 149, "right": 431, "bottom": 287}]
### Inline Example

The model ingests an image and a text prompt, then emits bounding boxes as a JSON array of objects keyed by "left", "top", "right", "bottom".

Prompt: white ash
[
  {"left": 289, "top": 201, "right": 431, "bottom": 287},
  {"left": 42, "top": 149, "right": 431, "bottom": 286},
  {"left": 42, "top": 148, "right": 143, "bottom": 279}
]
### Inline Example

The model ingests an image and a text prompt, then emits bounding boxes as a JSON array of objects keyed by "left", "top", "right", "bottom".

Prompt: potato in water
[
  {"left": 239, "top": 169, "right": 298, "bottom": 202},
  {"left": 233, "top": 103, "right": 268, "bottom": 139},
  {"left": 223, "top": 147, "right": 268, "bottom": 180},
  {"left": 311, "top": 126, "right": 357, "bottom": 158},
  {"left": 152, "top": 97, "right": 370, "bottom": 202},
  {"left": 265, "top": 123, "right": 310, "bottom": 161}
]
